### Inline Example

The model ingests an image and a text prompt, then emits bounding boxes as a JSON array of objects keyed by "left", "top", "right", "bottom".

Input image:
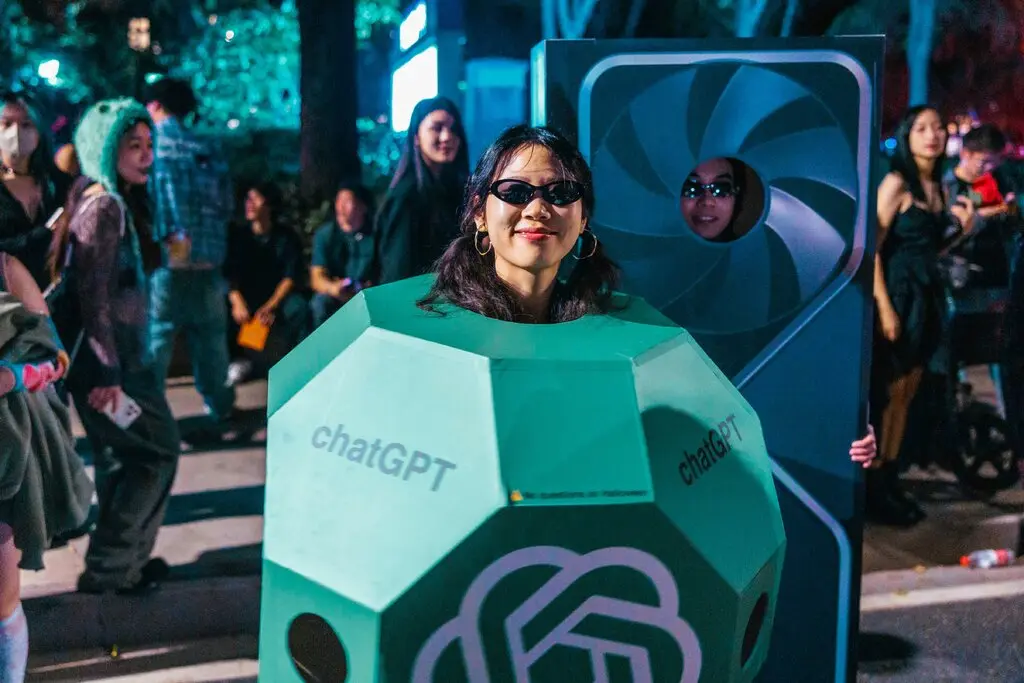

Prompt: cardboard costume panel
[
  {"left": 531, "top": 37, "right": 883, "bottom": 683},
  {"left": 259, "top": 276, "right": 785, "bottom": 682}
]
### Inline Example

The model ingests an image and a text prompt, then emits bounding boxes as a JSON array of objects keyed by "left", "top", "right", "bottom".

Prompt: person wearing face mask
[
  {"left": 310, "top": 181, "right": 378, "bottom": 328},
  {"left": 50, "top": 99, "right": 181, "bottom": 595},
  {"left": 376, "top": 97, "right": 469, "bottom": 284},
  {"left": 0, "top": 93, "right": 61, "bottom": 289}
]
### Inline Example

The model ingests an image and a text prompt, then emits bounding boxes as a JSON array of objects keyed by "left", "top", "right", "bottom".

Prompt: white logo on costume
[{"left": 412, "top": 546, "right": 702, "bottom": 683}]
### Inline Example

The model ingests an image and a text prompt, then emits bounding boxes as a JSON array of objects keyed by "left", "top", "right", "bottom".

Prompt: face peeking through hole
[{"left": 680, "top": 157, "right": 738, "bottom": 241}]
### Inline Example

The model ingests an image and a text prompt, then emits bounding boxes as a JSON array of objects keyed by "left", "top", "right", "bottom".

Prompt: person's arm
[
  {"left": 310, "top": 266, "right": 343, "bottom": 297},
  {"left": 70, "top": 195, "right": 124, "bottom": 387},
  {"left": 0, "top": 254, "right": 64, "bottom": 395},
  {"left": 254, "top": 232, "right": 302, "bottom": 324},
  {"left": 152, "top": 143, "right": 184, "bottom": 243},
  {"left": 375, "top": 189, "right": 415, "bottom": 284},
  {"left": 223, "top": 227, "right": 250, "bottom": 324},
  {"left": 874, "top": 173, "right": 905, "bottom": 341},
  {"left": 310, "top": 227, "right": 343, "bottom": 297}
]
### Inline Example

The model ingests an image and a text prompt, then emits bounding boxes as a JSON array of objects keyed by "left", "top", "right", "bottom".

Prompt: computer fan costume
[{"left": 532, "top": 38, "right": 883, "bottom": 683}]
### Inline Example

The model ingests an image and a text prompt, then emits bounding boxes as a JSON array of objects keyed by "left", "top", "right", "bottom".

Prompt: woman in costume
[
  {"left": 420, "top": 125, "right": 877, "bottom": 458},
  {"left": 0, "top": 252, "right": 92, "bottom": 683}
]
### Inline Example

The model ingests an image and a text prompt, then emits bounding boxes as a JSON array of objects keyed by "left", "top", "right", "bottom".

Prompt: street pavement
[{"left": 20, "top": 369, "right": 1024, "bottom": 681}]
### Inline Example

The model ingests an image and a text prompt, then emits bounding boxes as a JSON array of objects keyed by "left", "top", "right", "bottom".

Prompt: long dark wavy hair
[
  {"left": 889, "top": 105, "right": 945, "bottom": 204},
  {"left": 418, "top": 125, "right": 621, "bottom": 323},
  {"left": 390, "top": 96, "right": 470, "bottom": 194}
]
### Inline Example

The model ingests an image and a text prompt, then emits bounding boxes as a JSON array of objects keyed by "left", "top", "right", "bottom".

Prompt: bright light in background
[
  {"left": 391, "top": 45, "right": 438, "bottom": 133},
  {"left": 37, "top": 59, "right": 60, "bottom": 84},
  {"left": 399, "top": 2, "right": 427, "bottom": 52},
  {"left": 883, "top": 137, "right": 897, "bottom": 151},
  {"left": 144, "top": 73, "right": 163, "bottom": 85}
]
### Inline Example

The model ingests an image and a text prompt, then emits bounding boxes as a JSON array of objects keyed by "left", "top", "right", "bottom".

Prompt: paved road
[{"left": 859, "top": 595, "right": 1024, "bottom": 682}]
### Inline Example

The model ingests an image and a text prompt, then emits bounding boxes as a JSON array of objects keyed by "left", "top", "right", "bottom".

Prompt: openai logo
[{"left": 411, "top": 546, "right": 702, "bottom": 683}]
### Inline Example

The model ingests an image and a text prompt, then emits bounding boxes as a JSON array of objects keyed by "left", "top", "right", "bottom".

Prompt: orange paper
[{"left": 237, "top": 319, "right": 271, "bottom": 351}]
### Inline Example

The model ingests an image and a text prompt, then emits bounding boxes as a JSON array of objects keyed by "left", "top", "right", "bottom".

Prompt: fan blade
[
  {"left": 687, "top": 228, "right": 773, "bottom": 331},
  {"left": 591, "top": 148, "right": 686, "bottom": 238},
  {"left": 700, "top": 65, "right": 811, "bottom": 160},
  {"left": 627, "top": 70, "right": 698, "bottom": 192},
  {"left": 741, "top": 127, "right": 857, "bottom": 198},
  {"left": 764, "top": 187, "right": 847, "bottom": 298}
]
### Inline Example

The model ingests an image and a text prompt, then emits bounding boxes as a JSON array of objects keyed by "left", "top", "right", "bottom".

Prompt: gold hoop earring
[
  {"left": 474, "top": 227, "right": 492, "bottom": 256},
  {"left": 572, "top": 228, "right": 598, "bottom": 260}
]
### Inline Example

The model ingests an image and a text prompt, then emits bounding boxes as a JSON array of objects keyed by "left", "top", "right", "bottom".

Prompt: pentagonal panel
[
  {"left": 634, "top": 334, "right": 784, "bottom": 591},
  {"left": 265, "top": 326, "right": 505, "bottom": 610}
]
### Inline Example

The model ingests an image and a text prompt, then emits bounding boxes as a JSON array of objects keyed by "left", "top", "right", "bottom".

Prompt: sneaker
[{"left": 227, "top": 360, "right": 253, "bottom": 388}]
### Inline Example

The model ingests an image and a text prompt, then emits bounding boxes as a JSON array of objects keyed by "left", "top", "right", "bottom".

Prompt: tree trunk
[
  {"left": 906, "top": 0, "right": 936, "bottom": 106},
  {"left": 298, "top": 0, "right": 360, "bottom": 202},
  {"left": 734, "top": 0, "right": 769, "bottom": 37},
  {"left": 780, "top": 0, "right": 799, "bottom": 36}
]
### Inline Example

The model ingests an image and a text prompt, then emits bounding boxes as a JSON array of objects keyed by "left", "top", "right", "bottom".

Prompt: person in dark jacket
[
  {"left": 310, "top": 181, "right": 377, "bottom": 328},
  {"left": 0, "top": 92, "right": 64, "bottom": 289},
  {"left": 224, "top": 181, "right": 308, "bottom": 381},
  {"left": 376, "top": 96, "right": 469, "bottom": 284}
]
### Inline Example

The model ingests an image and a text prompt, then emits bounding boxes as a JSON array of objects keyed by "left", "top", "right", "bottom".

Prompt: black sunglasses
[
  {"left": 489, "top": 179, "right": 585, "bottom": 207},
  {"left": 681, "top": 179, "right": 739, "bottom": 200}
]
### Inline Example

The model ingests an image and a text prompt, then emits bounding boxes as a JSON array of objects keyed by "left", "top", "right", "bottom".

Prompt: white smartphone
[
  {"left": 101, "top": 389, "right": 143, "bottom": 429},
  {"left": 45, "top": 207, "right": 64, "bottom": 231}
]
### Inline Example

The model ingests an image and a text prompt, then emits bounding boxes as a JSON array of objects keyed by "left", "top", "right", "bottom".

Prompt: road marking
[
  {"left": 77, "top": 660, "right": 258, "bottom": 682},
  {"left": 861, "top": 578, "right": 1024, "bottom": 612}
]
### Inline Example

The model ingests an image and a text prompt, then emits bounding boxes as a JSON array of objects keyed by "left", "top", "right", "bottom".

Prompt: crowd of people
[
  {"left": 868, "top": 110, "right": 1023, "bottom": 526},
  {"left": 24, "top": 72, "right": 1021, "bottom": 682},
  {"left": 0, "top": 80, "right": 478, "bottom": 681}
]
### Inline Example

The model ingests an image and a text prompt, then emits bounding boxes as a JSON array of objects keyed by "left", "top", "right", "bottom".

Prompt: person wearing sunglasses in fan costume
[{"left": 680, "top": 156, "right": 877, "bottom": 459}]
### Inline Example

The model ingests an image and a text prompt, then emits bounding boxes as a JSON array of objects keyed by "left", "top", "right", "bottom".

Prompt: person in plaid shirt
[{"left": 145, "top": 79, "right": 235, "bottom": 436}]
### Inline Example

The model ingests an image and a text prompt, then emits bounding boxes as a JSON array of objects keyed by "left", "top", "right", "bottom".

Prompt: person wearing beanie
[{"left": 54, "top": 98, "right": 181, "bottom": 594}]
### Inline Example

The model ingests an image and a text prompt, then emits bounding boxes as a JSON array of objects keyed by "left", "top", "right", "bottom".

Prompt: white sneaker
[{"left": 227, "top": 360, "right": 253, "bottom": 388}]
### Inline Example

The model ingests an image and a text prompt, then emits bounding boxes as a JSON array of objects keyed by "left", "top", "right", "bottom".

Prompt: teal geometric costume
[{"left": 261, "top": 275, "right": 785, "bottom": 682}]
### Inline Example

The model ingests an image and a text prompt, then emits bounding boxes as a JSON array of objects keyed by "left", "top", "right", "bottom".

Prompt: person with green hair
[{"left": 52, "top": 98, "right": 180, "bottom": 594}]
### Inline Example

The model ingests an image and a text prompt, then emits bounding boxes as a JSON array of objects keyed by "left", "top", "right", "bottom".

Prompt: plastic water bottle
[{"left": 960, "top": 549, "right": 1016, "bottom": 569}]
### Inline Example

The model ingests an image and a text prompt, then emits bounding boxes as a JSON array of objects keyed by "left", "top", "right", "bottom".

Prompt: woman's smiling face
[{"left": 680, "top": 157, "right": 737, "bottom": 240}]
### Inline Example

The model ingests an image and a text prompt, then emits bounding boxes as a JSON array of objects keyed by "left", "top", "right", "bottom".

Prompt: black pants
[{"left": 70, "top": 363, "right": 180, "bottom": 588}]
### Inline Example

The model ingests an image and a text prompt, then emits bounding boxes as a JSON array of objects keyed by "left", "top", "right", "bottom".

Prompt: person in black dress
[
  {"left": 376, "top": 97, "right": 469, "bottom": 284},
  {"left": 0, "top": 93, "right": 64, "bottom": 289},
  {"left": 870, "top": 106, "right": 976, "bottom": 525}
]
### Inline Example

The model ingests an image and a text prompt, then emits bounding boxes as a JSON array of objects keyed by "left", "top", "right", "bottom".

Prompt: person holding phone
[
  {"left": 310, "top": 181, "right": 378, "bottom": 328},
  {"left": 54, "top": 99, "right": 181, "bottom": 595},
  {"left": 870, "top": 106, "right": 976, "bottom": 526}
]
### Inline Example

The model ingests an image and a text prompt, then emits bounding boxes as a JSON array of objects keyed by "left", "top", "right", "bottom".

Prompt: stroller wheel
[{"left": 951, "top": 404, "right": 1022, "bottom": 495}]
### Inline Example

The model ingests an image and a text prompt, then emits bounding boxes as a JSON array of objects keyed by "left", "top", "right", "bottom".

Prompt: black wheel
[{"left": 950, "top": 403, "right": 1022, "bottom": 494}]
